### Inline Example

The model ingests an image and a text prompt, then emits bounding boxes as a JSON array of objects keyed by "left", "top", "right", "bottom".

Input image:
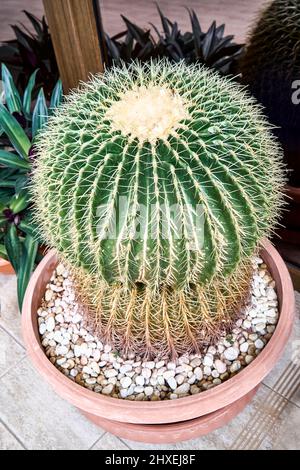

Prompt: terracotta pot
[
  {"left": 83, "top": 388, "right": 258, "bottom": 443},
  {"left": 22, "top": 239, "right": 294, "bottom": 443},
  {"left": 0, "top": 257, "right": 14, "bottom": 275}
]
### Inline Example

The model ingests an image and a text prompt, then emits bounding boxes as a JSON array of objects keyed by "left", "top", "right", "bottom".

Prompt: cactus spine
[{"left": 32, "top": 60, "right": 285, "bottom": 357}]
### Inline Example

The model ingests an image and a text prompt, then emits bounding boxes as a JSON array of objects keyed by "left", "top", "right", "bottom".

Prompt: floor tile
[
  {"left": 0, "top": 327, "right": 26, "bottom": 378},
  {"left": 0, "top": 422, "right": 24, "bottom": 450},
  {"left": 0, "top": 274, "right": 22, "bottom": 345},
  {"left": 273, "top": 402, "right": 300, "bottom": 450},
  {"left": 0, "top": 358, "right": 104, "bottom": 450},
  {"left": 92, "top": 433, "right": 130, "bottom": 450}
]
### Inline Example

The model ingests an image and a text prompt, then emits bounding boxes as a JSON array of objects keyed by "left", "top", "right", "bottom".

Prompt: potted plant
[
  {"left": 22, "top": 61, "right": 294, "bottom": 443},
  {"left": 240, "top": 0, "right": 300, "bottom": 270},
  {"left": 0, "top": 63, "right": 62, "bottom": 308}
]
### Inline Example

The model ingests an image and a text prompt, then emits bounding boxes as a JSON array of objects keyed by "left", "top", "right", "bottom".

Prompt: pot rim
[
  {"left": 22, "top": 239, "right": 295, "bottom": 424},
  {"left": 0, "top": 257, "right": 10, "bottom": 266}
]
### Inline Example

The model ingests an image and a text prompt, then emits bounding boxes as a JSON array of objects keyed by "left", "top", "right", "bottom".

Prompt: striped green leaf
[
  {"left": 4, "top": 224, "right": 22, "bottom": 273},
  {"left": 50, "top": 79, "right": 63, "bottom": 111},
  {"left": 1, "top": 64, "right": 22, "bottom": 114},
  {"left": 17, "top": 234, "right": 38, "bottom": 310},
  {"left": 22, "top": 69, "right": 39, "bottom": 119},
  {"left": 0, "top": 103, "right": 31, "bottom": 159},
  {"left": 32, "top": 88, "right": 48, "bottom": 139},
  {"left": 0, "top": 149, "right": 31, "bottom": 170},
  {"left": 9, "top": 189, "right": 30, "bottom": 214}
]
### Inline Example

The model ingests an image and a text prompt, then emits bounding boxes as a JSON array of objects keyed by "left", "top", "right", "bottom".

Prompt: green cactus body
[{"left": 33, "top": 61, "right": 285, "bottom": 357}]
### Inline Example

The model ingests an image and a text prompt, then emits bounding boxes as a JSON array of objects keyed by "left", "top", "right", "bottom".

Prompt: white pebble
[
  {"left": 166, "top": 377, "right": 177, "bottom": 390},
  {"left": 163, "top": 370, "right": 175, "bottom": 380},
  {"left": 243, "top": 319, "right": 252, "bottom": 329},
  {"left": 135, "top": 375, "right": 145, "bottom": 386},
  {"left": 167, "top": 362, "right": 176, "bottom": 370},
  {"left": 120, "top": 376, "right": 132, "bottom": 388},
  {"left": 194, "top": 367, "right": 203, "bottom": 380},
  {"left": 156, "top": 361, "right": 165, "bottom": 369},
  {"left": 144, "top": 386, "right": 154, "bottom": 396},
  {"left": 102, "top": 384, "right": 114, "bottom": 395},
  {"left": 214, "top": 359, "right": 227, "bottom": 374},
  {"left": 46, "top": 317, "right": 55, "bottom": 332},
  {"left": 39, "top": 323, "right": 47, "bottom": 335},
  {"left": 119, "top": 364, "right": 132, "bottom": 374},
  {"left": 255, "top": 322, "right": 266, "bottom": 332},
  {"left": 56, "top": 345, "right": 69, "bottom": 356},
  {"left": 141, "top": 368, "right": 151, "bottom": 379},
  {"left": 45, "top": 290, "right": 53, "bottom": 302},
  {"left": 224, "top": 347, "right": 239, "bottom": 361},
  {"left": 143, "top": 361, "right": 155, "bottom": 369},
  {"left": 175, "top": 374, "right": 185, "bottom": 385},
  {"left": 203, "top": 355, "right": 213, "bottom": 367},
  {"left": 240, "top": 342, "right": 249, "bottom": 353},
  {"left": 175, "top": 383, "right": 190, "bottom": 395},
  {"left": 190, "top": 357, "right": 201, "bottom": 368},
  {"left": 230, "top": 361, "right": 241, "bottom": 373},
  {"left": 255, "top": 339, "right": 264, "bottom": 349}
]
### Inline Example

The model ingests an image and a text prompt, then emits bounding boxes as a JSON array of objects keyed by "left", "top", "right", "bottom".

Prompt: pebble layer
[{"left": 38, "top": 257, "right": 279, "bottom": 401}]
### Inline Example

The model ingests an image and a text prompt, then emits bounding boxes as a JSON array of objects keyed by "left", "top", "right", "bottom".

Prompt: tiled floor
[
  {"left": 1, "top": 0, "right": 264, "bottom": 42},
  {"left": 0, "top": 272, "right": 299, "bottom": 450}
]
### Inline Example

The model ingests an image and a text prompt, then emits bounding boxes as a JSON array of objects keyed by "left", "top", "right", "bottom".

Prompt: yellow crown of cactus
[{"left": 32, "top": 60, "right": 285, "bottom": 357}]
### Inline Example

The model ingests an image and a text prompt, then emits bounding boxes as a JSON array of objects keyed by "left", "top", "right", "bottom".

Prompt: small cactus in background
[
  {"left": 240, "top": 0, "right": 300, "bottom": 186},
  {"left": 32, "top": 60, "right": 285, "bottom": 357}
]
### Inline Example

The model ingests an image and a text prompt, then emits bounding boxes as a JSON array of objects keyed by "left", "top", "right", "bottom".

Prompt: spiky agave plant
[
  {"left": 32, "top": 60, "right": 285, "bottom": 358},
  {"left": 240, "top": 0, "right": 300, "bottom": 185}
]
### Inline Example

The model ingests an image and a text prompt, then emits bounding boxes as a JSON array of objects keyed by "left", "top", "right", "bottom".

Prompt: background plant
[
  {"left": 32, "top": 60, "right": 285, "bottom": 358},
  {"left": 240, "top": 0, "right": 300, "bottom": 186},
  {"left": 106, "top": 5, "right": 244, "bottom": 74},
  {"left": 0, "top": 64, "right": 62, "bottom": 309},
  {"left": 0, "top": 11, "right": 59, "bottom": 99}
]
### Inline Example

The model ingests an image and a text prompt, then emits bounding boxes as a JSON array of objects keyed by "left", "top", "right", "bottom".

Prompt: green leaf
[
  {"left": 1, "top": 63, "right": 22, "bottom": 114},
  {"left": 18, "top": 219, "right": 38, "bottom": 239},
  {"left": 0, "top": 149, "right": 31, "bottom": 170},
  {"left": 4, "top": 224, "right": 22, "bottom": 273},
  {"left": 0, "top": 243, "right": 8, "bottom": 260},
  {"left": 9, "top": 189, "right": 29, "bottom": 213},
  {"left": 0, "top": 188, "right": 14, "bottom": 205},
  {"left": 15, "top": 174, "right": 28, "bottom": 194},
  {"left": 0, "top": 103, "right": 31, "bottom": 159},
  {"left": 0, "top": 179, "right": 17, "bottom": 188},
  {"left": 23, "top": 69, "right": 39, "bottom": 118},
  {"left": 50, "top": 79, "right": 63, "bottom": 111},
  {"left": 32, "top": 88, "right": 48, "bottom": 138},
  {"left": 17, "top": 234, "right": 38, "bottom": 310},
  {"left": 0, "top": 216, "right": 7, "bottom": 229}
]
